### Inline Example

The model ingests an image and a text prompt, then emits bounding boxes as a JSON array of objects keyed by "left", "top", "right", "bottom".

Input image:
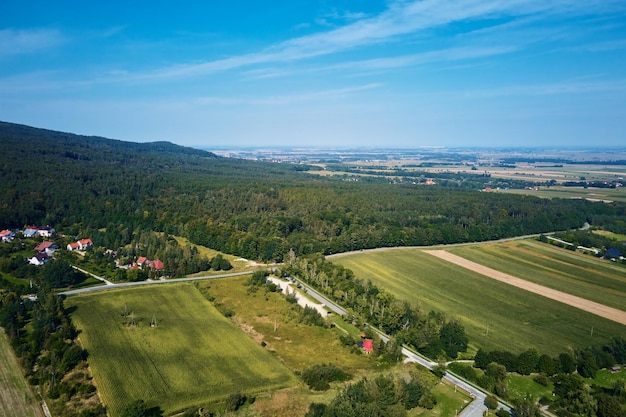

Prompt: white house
[{"left": 28, "top": 253, "right": 49, "bottom": 266}]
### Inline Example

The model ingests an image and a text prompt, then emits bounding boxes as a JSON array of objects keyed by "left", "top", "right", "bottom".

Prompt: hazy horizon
[{"left": 2, "top": 1, "right": 625, "bottom": 148}]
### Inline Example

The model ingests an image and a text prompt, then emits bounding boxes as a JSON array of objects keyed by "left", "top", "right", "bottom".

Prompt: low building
[
  {"left": 34, "top": 241, "right": 58, "bottom": 255},
  {"left": 29, "top": 252, "right": 49, "bottom": 266},
  {"left": 151, "top": 259, "right": 164, "bottom": 270},
  {"left": 0, "top": 229, "right": 15, "bottom": 242},
  {"left": 67, "top": 238, "right": 93, "bottom": 251},
  {"left": 78, "top": 238, "right": 93, "bottom": 250},
  {"left": 67, "top": 242, "right": 80, "bottom": 251}
]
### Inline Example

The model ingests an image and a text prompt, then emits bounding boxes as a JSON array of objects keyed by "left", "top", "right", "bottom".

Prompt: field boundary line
[{"left": 424, "top": 250, "right": 626, "bottom": 326}]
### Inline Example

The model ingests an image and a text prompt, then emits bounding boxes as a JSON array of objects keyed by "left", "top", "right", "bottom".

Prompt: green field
[
  {"left": 67, "top": 284, "right": 298, "bottom": 417},
  {"left": 497, "top": 186, "right": 626, "bottom": 203},
  {"left": 331, "top": 245, "right": 626, "bottom": 356},
  {"left": 448, "top": 240, "right": 626, "bottom": 311},
  {"left": 0, "top": 329, "right": 43, "bottom": 417}
]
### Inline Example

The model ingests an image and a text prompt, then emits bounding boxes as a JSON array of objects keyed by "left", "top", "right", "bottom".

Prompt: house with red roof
[
  {"left": 136, "top": 256, "right": 149, "bottom": 268},
  {"left": 78, "top": 238, "right": 93, "bottom": 250},
  {"left": 35, "top": 241, "right": 59, "bottom": 255},
  {"left": 67, "top": 238, "right": 93, "bottom": 251},
  {"left": 363, "top": 339, "right": 374, "bottom": 354},
  {"left": 0, "top": 229, "right": 15, "bottom": 242},
  {"left": 151, "top": 259, "right": 164, "bottom": 270}
]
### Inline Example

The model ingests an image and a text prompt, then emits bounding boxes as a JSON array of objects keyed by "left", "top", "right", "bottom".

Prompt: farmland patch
[{"left": 67, "top": 283, "right": 297, "bottom": 417}]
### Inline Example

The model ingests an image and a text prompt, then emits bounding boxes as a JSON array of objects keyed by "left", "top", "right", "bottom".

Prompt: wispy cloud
[
  {"left": 194, "top": 83, "right": 383, "bottom": 106},
  {"left": 242, "top": 45, "right": 516, "bottom": 80},
  {"left": 458, "top": 79, "right": 626, "bottom": 99},
  {"left": 0, "top": 28, "right": 65, "bottom": 57},
  {"left": 129, "top": 0, "right": 622, "bottom": 82}
]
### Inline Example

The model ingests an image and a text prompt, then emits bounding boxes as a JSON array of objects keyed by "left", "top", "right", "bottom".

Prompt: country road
[{"left": 60, "top": 270, "right": 252, "bottom": 296}]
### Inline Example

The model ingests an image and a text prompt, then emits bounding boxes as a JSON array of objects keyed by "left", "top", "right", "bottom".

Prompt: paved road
[
  {"left": 71, "top": 265, "right": 114, "bottom": 286},
  {"left": 292, "top": 279, "right": 347, "bottom": 316},
  {"left": 60, "top": 270, "right": 252, "bottom": 296}
]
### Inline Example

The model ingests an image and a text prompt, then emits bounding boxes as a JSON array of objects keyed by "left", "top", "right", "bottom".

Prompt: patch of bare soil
[
  {"left": 425, "top": 250, "right": 626, "bottom": 326},
  {"left": 233, "top": 319, "right": 265, "bottom": 344}
]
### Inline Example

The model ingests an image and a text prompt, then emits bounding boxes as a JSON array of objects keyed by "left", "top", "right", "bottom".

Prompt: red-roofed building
[
  {"left": 136, "top": 257, "right": 149, "bottom": 268},
  {"left": 363, "top": 339, "right": 374, "bottom": 354},
  {"left": 67, "top": 242, "right": 80, "bottom": 251},
  {"left": 35, "top": 241, "right": 58, "bottom": 255},
  {"left": 151, "top": 259, "right": 164, "bottom": 270},
  {"left": 78, "top": 238, "right": 93, "bottom": 250},
  {"left": 0, "top": 229, "right": 15, "bottom": 242}
]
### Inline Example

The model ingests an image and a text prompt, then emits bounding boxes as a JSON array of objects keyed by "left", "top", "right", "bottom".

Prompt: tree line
[
  {"left": 0, "top": 279, "right": 104, "bottom": 416},
  {"left": 448, "top": 338, "right": 626, "bottom": 417},
  {"left": 281, "top": 254, "right": 469, "bottom": 360}
]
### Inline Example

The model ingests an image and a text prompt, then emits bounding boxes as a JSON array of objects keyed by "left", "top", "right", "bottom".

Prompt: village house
[
  {"left": 67, "top": 238, "right": 93, "bottom": 251},
  {"left": 0, "top": 229, "right": 15, "bottom": 242},
  {"left": 34, "top": 241, "right": 59, "bottom": 255},
  {"left": 134, "top": 257, "right": 164, "bottom": 271},
  {"left": 136, "top": 256, "right": 149, "bottom": 268},
  {"left": 23, "top": 225, "right": 56, "bottom": 238},
  {"left": 28, "top": 252, "right": 50, "bottom": 266}
]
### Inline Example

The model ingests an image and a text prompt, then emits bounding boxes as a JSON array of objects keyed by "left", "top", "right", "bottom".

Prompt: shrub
[
  {"left": 418, "top": 392, "right": 437, "bottom": 409},
  {"left": 496, "top": 408, "right": 511, "bottom": 417},
  {"left": 301, "top": 364, "right": 350, "bottom": 391},
  {"left": 485, "top": 394, "right": 499, "bottom": 410},
  {"left": 533, "top": 374, "right": 549, "bottom": 387}
]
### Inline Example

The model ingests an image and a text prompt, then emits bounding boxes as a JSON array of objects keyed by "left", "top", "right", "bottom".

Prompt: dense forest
[{"left": 2, "top": 121, "right": 625, "bottom": 263}]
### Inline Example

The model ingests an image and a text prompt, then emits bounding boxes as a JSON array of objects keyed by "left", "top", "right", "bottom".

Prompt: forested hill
[
  {"left": 1, "top": 121, "right": 625, "bottom": 261},
  {"left": 0, "top": 120, "right": 215, "bottom": 159}
]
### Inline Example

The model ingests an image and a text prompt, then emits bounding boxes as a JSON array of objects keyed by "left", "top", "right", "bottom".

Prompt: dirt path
[{"left": 425, "top": 250, "right": 626, "bottom": 326}]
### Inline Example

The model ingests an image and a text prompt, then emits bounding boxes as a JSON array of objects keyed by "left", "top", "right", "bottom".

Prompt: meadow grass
[
  {"left": 447, "top": 240, "right": 626, "bottom": 311},
  {"left": 586, "top": 367, "right": 626, "bottom": 389},
  {"left": 332, "top": 247, "right": 626, "bottom": 355},
  {"left": 198, "top": 276, "right": 380, "bottom": 375},
  {"left": 506, "top": 374, "right": 553, "bottom": 401},
  {"left": 67, "top": 283, "right": 297, "bottom": 417},
  {"left": 414, "top": 381, "right": 472, "bottom": 417},
  {"left": 593, "top": 229, "right": 626, "bottom": 242},
  {"left": 0, "top": 329, "right": 42, "bottom": 417}
]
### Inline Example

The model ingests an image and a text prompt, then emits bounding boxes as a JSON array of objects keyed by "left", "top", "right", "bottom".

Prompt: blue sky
[{"left": 1, "top": 1, "right": 625, "bottom": 148}]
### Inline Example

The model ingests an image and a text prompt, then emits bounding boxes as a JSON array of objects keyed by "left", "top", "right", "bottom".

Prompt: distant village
[{"left": 0, "top": 225, "right": 164, "bottom": 271}]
